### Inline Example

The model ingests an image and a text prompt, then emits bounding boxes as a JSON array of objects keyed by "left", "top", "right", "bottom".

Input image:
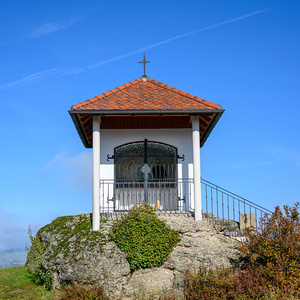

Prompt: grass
[
  {"left": 0, "top": 266, "right": 108, "bottom": 300},
  {"left": 0, "top": 265, "right": 60, "bottom": 299},
  {"left": 0, "top": 266, "right": 174, "bottom": 300}
]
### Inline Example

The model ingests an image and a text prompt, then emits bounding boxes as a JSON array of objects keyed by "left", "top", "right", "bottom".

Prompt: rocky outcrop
[{"left": 27, "top": 212, "right": 245, "bottom": 299}]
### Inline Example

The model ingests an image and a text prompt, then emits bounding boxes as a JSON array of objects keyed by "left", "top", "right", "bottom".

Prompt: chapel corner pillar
[
  {"left": 192, "top": 115, "right": 202, "bottom": 221},
  {"left": 92, "top": 115, "right": 101, "bottom": 231}
]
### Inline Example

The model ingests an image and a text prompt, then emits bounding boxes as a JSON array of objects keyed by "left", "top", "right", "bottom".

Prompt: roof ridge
[{"left": 146, "top": 78, "right": 222, "bottom": 110}]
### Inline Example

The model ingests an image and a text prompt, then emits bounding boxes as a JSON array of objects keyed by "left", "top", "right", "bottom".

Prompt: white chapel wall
[
  {"left": 99, "top": 128, "right": 193, "bottom": 179},
  {"left": 98, "top": 128, "right": 195, "bottom": 211}
]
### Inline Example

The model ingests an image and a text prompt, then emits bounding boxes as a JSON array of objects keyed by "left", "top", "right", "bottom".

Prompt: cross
[{"left": 139, "top": 53, "right": 150, "bottom": 77}]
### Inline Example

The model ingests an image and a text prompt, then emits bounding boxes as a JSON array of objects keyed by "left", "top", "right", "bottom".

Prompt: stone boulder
[{"left": 27, "top": 212, "right": 245, "bottom": 299}]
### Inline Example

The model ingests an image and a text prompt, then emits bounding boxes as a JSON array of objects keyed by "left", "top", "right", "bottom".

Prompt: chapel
[{"left": 69, "top": 73, "right": 224, "bottom": 230}]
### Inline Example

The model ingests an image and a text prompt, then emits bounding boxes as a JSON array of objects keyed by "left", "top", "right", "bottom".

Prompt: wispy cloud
[
  {"left": 265, "top": 146, "right": 300, "bottom": 168},
  {"left": 29, "top": 18, "right": 81, "bottom": 38},
  {"left": 45, "top": 151, "right": 92, "bottom": 191},
  {"left": 231, "top": 161, "right": 278, "bottom": 169},
  {"left": 0, "top": 66, "right": 74, "bottom": 89}
]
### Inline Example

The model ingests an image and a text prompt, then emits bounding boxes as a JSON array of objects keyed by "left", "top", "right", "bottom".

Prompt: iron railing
[
  {"left": 99, "top": 178, "right": 193, "bottom": 213},
  {"left": 201, "top": 178, "right": 272, "bottom": 232},
  {"left": 99, "top": 178, "right": 272, "bottom": 232}
]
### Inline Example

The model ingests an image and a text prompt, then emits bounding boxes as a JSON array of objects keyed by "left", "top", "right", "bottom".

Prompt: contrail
[
  {"left": 88, "top": 7, "right": 273, "bottom": 69},
  {"left": 0, "top": 8, "right": 273, "bottom": 89},
  {"left": 0, "top": 67, "right": 72, "bottom": 89}
]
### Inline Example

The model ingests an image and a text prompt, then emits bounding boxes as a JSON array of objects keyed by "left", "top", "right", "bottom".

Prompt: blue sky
[{"left": 0, "top": 0, "right": 299, "bottom": 250}]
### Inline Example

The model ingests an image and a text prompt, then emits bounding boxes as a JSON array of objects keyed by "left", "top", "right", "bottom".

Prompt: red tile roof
[
  {"left": 69, "top": 77, "right": 224, "bottom": 148},
  {"left": 70, "top": 77, "right": 222, "bottom": 112}
]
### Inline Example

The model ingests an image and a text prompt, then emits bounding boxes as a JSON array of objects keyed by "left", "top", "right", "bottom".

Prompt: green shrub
[
  {"left": 110, "top": 202, "right": 180, "bottom": 270},
  {"left": 26, "top": 226, "right": 53, "bottom": 290}
]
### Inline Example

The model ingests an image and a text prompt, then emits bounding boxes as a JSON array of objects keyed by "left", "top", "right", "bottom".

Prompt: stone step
[
  {"left": 225, "top": 231, "right": 249, "bottom": 243},
  {"left": 225, "top": 231, "right": 244, "bottom": 237}
]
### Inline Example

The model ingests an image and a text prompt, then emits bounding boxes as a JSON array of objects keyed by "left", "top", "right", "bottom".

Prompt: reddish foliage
[
  {"left": 186, "top": 203, "right": 300, "bottom": 299},
  {"left": 240, "top": 202, "right": 300, "bottom": 295},
  {"left": 60, "top": 284, "right": 108, "bottom": 300}
]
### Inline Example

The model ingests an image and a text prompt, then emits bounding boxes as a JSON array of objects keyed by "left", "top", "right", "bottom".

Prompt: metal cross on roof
[{"left": 139, "top": 53, "right": 150, "bottom": 78}]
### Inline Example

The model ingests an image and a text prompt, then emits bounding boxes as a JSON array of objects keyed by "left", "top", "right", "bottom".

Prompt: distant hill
[{"left": 0, "top": 248, "right": 27, "bottom": 269}]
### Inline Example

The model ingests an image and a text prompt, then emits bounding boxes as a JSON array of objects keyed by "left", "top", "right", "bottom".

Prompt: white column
[
  {"left": 192, "top": 115, "right": 202, "bottom": 221},
  {"left": 92, "top": 115, "right": 100, "bottom": 231}
]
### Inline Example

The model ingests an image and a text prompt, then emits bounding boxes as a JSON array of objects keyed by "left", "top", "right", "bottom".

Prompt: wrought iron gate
[{"left": 114, "top": 139, "right": 178, "bottom": 210}]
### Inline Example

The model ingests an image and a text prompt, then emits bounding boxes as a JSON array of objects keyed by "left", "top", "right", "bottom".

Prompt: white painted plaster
[{"left": 92, "top": 116, "right": 100, "bottom": 231}]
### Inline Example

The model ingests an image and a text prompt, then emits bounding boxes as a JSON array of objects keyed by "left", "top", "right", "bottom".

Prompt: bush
[
  {"left": 186, "top": 267, "right": 270, "bottom": 300},
  {"left": 110, "top": 202, "right": 180, "bottom": 270},
  {"left": 26, "top": 226, "right": 53, "bottom": 290},
  {"left": 60, "top": 284, "right": 108, "bottom": 300},
  {"left": 240, "top": 203, "right": 300, "bottom": 294},
  {"left": 186, "top": 203, "right": 300, "bottom": 299},
  {"left": 185, "top": 268, "right": 235, "bottom": 300}
]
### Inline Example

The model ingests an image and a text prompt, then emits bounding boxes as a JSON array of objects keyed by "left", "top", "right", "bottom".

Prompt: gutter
[{"left": 68, "top": 109, "right": 224, "bottom": 115}]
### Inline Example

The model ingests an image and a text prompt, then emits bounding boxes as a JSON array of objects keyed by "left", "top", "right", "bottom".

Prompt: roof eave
[
  {"left": 69, "top": 112, "right": 91, "bottom": 148},
  {"left": 68, "top": 109, "right": 224, "bottom": 149},
  {"left": 200, "top": 110, "right": 224, "bottom": 148}
]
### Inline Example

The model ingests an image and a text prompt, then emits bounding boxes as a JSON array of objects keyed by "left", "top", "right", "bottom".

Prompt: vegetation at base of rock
[
  {"left": 0, "top": 265, "right": 60, "bottom": 299},
  {"left": 185, "top": 203, "right": 300, "bottom": 299},
  {"left": 26, "top": 226, "right": 53, "bottom": 290},
  {"left": 0, "top": 265, "right": 176, "bottom": 300},
  {"left": 59, "top": 284, "right": 108, "bottom": 300},
  {"left": 185, "top": 267, "right": 272, "bottom": 299},
  {"left": 110, "top": 202, "right": 181, "bottom": 270}
]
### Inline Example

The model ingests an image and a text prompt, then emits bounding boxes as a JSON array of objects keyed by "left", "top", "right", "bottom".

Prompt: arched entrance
[{"left": 114, "top": 139, "right": 178, "bottom": 210}]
